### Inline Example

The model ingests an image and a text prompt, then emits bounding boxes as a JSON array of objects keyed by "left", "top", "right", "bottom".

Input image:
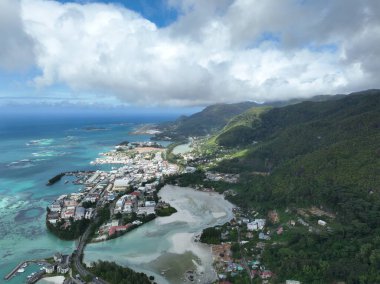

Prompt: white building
[
  {"left": 85, "top": 208, "right": 94, "bottom": 219},
  {"left": 113, "top": 178, "right": 130, "bottom": 191},
  {"left": 49, "top": 201, "right": 62, "bottom": 212},
  {"left": 45, "top": 265, "right": 55, "bottom": 274},
  {"left": 247, "top": 219, "right": 266, "bottom": 231},
  {"left": 145, "top": 201, "right": 156, "bottom": 207},
  {"left": 57, "top": 264, "right": 69, "bottom": 274}
]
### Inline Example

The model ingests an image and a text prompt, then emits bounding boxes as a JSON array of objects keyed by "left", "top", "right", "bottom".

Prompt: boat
[
  {"left": 22, "top": 263, "right": 28, "bottom": 268},
  {"left": 65, "top": 180, "right": 69, "bottom": 184},
  {"left": 17, "top": 268, "right": 25, "bottom": 273}
]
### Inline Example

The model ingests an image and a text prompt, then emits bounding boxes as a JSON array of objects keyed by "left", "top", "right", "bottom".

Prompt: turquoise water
[{"left": 0, "top": 112, "right": 174, "bottom": 283}]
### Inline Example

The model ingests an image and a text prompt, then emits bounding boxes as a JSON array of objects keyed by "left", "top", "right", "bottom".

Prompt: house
[
  {"left": 247, "top": 219, "right": 266, "bottom": 231},
  {"left": 277, "top": 226, "right": 284, "bottom": 235},
  {"left": 261, "top": 270, "right": 273, "bottom": 279},
  {"left": 259, "top": 232, "right": 271, "bottom": 240},
  {"left": 145, "top": 201, "right": 156, "bottom": 207},
  {"left": 123, "top": 200, "right": 136, "bottom": 213},
  {"left": 47, "top": 212, "right": 60, "bottom": 224},
  {"left": 130, "top": 191, "right": 141, "bottom": 198},
  {"left": 138, "top": 186, "right": 146, "bottom": 193},
  {"left": 286, "top": 281, "right": 301, "bottom": 284},
  {"left": 108, "top": 224, "right": 132, "bottom": 236},
  {"left": 185, "top": 166, "right": 196, "bottom": 173},
  {"left": 107, "top": 193, "right": 116, "bottom": 201},
  {"left": 45, "top": 265, "right": 55, "bottom": 274},
  {"left": 318, "top": 220, "right": 327, "bottom": 226}
]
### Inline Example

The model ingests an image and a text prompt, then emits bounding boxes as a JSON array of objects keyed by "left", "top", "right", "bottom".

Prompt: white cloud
[
  {"left": 6, "top": 0, "right": 380, "bottom": 105},
  {"left": 0, "top": 0, "right": 35, "bottom": 71}
]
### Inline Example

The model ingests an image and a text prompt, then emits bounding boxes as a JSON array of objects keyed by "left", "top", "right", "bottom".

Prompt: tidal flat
[{"left": 84, "top": 185, "right": 235, "bottom": 284}]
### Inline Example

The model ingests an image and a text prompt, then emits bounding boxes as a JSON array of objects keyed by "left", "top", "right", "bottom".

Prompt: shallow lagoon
[
  {"left": 0, "top": 114, "right": 174, "bottom": 283},
  {"left": 84, "top": 185, "right": 234, "bottom": 284}
]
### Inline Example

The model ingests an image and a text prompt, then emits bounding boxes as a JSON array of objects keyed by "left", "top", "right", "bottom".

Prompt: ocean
[{"left": 0, "top": 111, "right": 175, "bottom": 283}]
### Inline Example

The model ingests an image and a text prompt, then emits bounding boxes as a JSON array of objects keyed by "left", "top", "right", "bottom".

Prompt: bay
[
  {"left": 84, "top": 185, "right": 234, "bottom": 284},
  {"left": 0, "top": 112, "right": 173, "bottom": 283}
]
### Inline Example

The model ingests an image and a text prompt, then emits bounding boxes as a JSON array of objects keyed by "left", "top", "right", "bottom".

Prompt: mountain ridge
[{"left": 154, "top": 93, "right": 346, "bottom": 141}]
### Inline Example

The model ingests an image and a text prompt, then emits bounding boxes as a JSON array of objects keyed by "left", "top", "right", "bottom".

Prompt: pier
[
  {"left": 4, "top": 261, "right": 27, "bottom": 280},
  {"left": 4, "top": 259, "right": 49, "bottom": 281}
]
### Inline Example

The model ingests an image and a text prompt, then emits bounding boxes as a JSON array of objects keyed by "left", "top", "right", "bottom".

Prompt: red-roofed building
[
  {"left": 261, "top": 270, "right": 273, "bottom": 279},
  {"left": 130, "top": 191, "right": 141, "bottom": 197},
  {"left": 108, "top": 224, "right": 132, "bottom": 236}
]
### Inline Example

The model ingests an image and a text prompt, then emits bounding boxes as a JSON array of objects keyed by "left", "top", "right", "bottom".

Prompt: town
[{"left": 47, "top": 141, "right": 179, "bottom": 241}]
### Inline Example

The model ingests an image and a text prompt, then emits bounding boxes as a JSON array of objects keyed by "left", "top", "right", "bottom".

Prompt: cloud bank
[{"left": 1, "top": 0, "right": 380, "bottom": 106}]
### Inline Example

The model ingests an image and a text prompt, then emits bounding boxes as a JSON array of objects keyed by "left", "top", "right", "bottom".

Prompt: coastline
[{"left": 83, "top": 185, "right": 235, "bottom": 284}]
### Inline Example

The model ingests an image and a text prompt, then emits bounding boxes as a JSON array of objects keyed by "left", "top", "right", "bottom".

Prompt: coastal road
[{"left": 72, "top": 209, "right": 108, "bottom": 284}]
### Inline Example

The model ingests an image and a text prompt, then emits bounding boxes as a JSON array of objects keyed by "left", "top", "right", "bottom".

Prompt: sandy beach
[{"left": 37, "top": 276, "right": 65, "bottom": 284}]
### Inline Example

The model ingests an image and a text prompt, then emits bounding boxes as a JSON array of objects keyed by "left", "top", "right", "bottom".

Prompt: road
[
  {"left": 237, "top": 227, "right": 253, "bottom": 284},
  {"left": 72, "top": 207, "right": 108, "bottom": 284}
]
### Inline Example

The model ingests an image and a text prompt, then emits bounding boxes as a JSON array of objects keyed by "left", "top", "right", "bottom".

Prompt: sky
[{"left": 0, "top": 0, "right": 379, "bottom": 108}]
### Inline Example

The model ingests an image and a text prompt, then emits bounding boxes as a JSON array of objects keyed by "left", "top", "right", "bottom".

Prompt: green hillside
[
  {"left": 154, "top": 94, "right": 344, "bottom": 141},
  {"left": 210, "top": 89, "right": 380, "bottom": 283},
  {"left": 154, "top": 101, "right": 260, "bottom": 140},
  {"left": 216, "top": 106, "right": 271, "bottom": 147}
]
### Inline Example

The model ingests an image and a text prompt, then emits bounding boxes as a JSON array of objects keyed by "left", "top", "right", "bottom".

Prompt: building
[
  {"left": 261, "top": 270, "right": 273, "bottom": 279},
  {"left": 85, "top": 208, "right": 94, "bottom": 219},
  {"left": 145, "top": 201, "right": 156, "bottom": 207},
  {"left": 47, "top": 212, "right": 60, "bottom": 224},
  {"left": 259, "top": 232, "right": 271, "bottom": 240},
  {"left": 64, "top": 199, "right": 78, "bottom": 207},
  {"left": 49, "top": 201, "right": 62, "bottom": 212},
  {"left": 61, "top": 206, "right": 75, "bottom": 219},
  {"left": 123, "top": 200, "right": 136, "bottom": 213},
  {"left": 318, "top": 220, "right": 327, "bottom": 226},
  {"left": 113, "top": 178, "right": 130, "bottom": 191},
  {"left": 54, "top": 252, "right": 63, "bottom": 262},
  {"left": 108, "top": 224, "right": 132, "bottom": 236},
  {"left": 45, "top": 265, "right": 55, "bottom": 274},
  {"left": 86, "top": 172, "right": 100, "bottom": 184},
  {"left": 74, "top": 207, "right": 85, "bottom": 220},
  {"left": 247, "top": 219, "right": 266, "bottom": 231},
  {"left": 138, "top": 206, "right": 155, "bottom": 215},
  {"left": 286, "top": 281, "right": 301, "bottom": 284},
  {"left": 57, "top": 264, "right": 70, "bottom": 274},
  {"left": 107, "top": 193, "right": 116, "bottom": 201},
  {"left": 185, "top": 166, "right": 196, "bottom": 173}
]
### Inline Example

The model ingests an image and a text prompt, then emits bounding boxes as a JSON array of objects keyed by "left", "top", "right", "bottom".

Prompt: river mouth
[{"left": 84, "top": 185, "right": 235, "bottom": 284}]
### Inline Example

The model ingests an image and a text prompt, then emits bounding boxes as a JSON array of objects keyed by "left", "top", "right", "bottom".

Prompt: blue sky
[
  {"left": 0, "top": 0, "right": 379, "bottom": 109},
  {"left": 57, "top": 0, "right": 179, "bottom": 27}
]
